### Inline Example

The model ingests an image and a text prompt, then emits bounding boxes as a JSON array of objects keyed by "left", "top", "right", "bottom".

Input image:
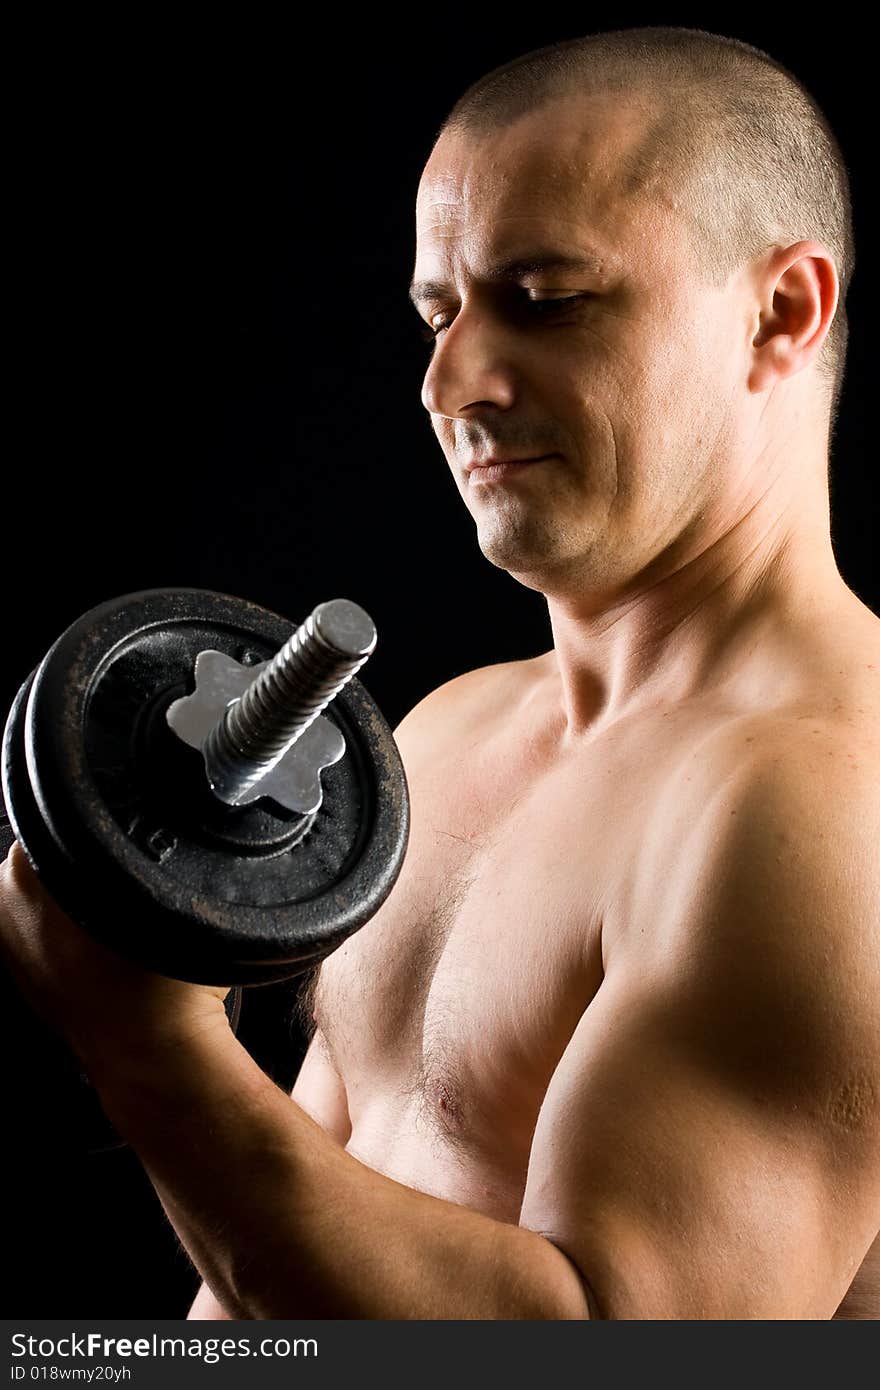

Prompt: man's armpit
[{"left": 290, "top": 1028, "right": 352, "bottom": 1145}]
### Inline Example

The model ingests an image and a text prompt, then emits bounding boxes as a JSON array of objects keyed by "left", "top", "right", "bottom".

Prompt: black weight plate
[
  {"left": 2, "top": 589, "right": 409, "bottom": 985},
  {"left": 0, "top": 805, "right": 14, "bottom": 862}
]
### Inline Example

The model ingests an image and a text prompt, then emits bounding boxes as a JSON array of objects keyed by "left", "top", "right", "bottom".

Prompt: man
[{"left": 1, "top": 27, "right": 878, "bottom": 1319}]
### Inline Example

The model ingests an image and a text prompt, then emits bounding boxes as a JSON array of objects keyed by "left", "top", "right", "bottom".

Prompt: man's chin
[
  {"left": 475, "top": 520, "right": 606, "bottom": 594},
  {"left": 476, "top": 529, "right": 563, "bottom": 584}
]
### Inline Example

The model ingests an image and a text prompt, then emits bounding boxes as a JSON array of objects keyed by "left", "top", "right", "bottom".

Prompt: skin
[{"left": 1, "top": 92, "right": 879, "bottom": 1320}]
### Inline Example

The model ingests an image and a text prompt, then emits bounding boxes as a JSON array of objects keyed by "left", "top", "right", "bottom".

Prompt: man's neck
[{"left": 544, "top": 499, "right": 846, "bottom": 740}]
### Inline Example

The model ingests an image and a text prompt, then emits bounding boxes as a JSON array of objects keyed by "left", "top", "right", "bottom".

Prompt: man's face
[{"left": 411, "top": 96, "right": 751, "bottom": 598}]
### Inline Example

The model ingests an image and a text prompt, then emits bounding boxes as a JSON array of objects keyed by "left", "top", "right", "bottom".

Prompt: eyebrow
[{"left": 407, "top": 251, "right": 611, "bottom": 308}]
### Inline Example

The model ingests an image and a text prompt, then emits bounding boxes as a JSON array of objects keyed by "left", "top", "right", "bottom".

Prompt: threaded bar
[{"left": 203, "top": 599, "right": 376, "bottom": 805}]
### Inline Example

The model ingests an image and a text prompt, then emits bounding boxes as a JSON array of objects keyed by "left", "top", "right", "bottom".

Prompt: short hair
[{"left": 435, "top": 27, "right": 855, "bottom": 437}]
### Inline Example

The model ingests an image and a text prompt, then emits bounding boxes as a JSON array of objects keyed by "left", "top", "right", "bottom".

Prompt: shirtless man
[{"left": 1, "top": 29, "right": 878, "bottom": 1319}]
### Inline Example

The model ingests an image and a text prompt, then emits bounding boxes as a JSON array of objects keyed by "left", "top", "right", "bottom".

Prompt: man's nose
[{"left": 420, "top": 309, "right": 517, "bottom": 417}]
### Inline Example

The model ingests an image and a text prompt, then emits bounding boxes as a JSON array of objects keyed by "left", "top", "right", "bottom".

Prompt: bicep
[
  {"left": 520, "top": 768, "right": 880, "bottom": 1320},
  {"left": 521, "top": 973, "right": 844, "bottom": 1319}
]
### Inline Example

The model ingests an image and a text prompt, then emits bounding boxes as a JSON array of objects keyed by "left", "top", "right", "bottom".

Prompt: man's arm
[
  {"left": 187, "top": 1028, "right": 352, "bottom": 1319},
  {"left": 74, "top": 976, "right": 589, "bottom": 1319},
  {"left": 2, "top": 724, "right": 876, "bottom": 1318},
  {"left": 69, "top": 733, "right": 880, "bottom": 1318},
  {"left": 521, "top": 734, "right": 880, "bottom": 1317}
]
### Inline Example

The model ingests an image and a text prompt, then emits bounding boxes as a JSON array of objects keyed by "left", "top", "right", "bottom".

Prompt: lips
[
  {"left": 464, "top": 455, "right": 552, "bottom": 472},
  {"left": 464, "top": 455, "right": 554, "bottom": 483}
]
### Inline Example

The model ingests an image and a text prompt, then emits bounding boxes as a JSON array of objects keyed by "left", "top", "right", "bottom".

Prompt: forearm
[{"left": 87, "top": 1017, "right": 591, "bottom": 1320}]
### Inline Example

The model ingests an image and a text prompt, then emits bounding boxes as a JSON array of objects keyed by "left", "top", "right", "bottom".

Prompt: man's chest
[{"left": 310, "top": 726, "right": 670, "bottom": 1154}]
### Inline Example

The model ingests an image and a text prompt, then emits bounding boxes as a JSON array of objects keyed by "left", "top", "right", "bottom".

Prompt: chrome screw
[{"left": 202, "top": 598, "right": 376, "bottom": 806}]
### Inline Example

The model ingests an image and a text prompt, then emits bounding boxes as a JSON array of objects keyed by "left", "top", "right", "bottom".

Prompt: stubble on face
[
  {"left": 461, "top": 448, "right": 619, "bottom": 594},
  {"left": 416, "top": 97, "right": 744, "bottom": 601}
]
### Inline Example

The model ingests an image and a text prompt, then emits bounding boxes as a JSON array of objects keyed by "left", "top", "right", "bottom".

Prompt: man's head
[{"left": 411, "top": 28, "right": 853, "bottom": 600}]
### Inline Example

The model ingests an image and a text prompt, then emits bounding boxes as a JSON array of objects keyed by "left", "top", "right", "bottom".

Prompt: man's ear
[{"left": 747, "top": 240, "right": 838, "bottom": 394}]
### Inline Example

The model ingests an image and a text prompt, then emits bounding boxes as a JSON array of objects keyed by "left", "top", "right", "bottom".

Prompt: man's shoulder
[
  {"left": 662, "top": 699, "right": 880, "bottom": 990},
  {"left": 624, "top": 704, "right": 880, "bottom": 1152},
  {"left": 394, "top": 653, "right": 552, "bottom": 749},
  {"left": 703, "top": 585, "right": 880, "bottom": 797},
  {"left": 713, "top": 694, "right": 880, "bottom": 808}
]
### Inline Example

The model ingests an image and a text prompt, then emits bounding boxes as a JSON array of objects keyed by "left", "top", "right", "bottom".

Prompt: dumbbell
[{"left": 0, "top": 587, "right": 410, "bottom": 1149}]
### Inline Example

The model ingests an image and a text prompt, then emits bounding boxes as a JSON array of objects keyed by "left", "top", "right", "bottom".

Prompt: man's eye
[
  {"left": 418, "top": 294, "right": 585, "bottom": 349},
  {"left": 525, "top": 292, "right": 583, "bottom": 305}
]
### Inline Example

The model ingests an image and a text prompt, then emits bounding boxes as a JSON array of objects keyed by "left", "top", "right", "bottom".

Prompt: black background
[{"left": 3, "top": 11, "right": 875, "bottom": 1316}]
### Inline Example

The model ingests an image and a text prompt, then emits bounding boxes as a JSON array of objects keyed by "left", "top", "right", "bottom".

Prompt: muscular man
[{"left": 1, "top": 27, "right": 878, "bottom": 1320}]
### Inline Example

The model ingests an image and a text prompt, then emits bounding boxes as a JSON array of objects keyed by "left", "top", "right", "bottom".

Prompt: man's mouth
[{"left": 464, "top": 455, "right": 555, "bottom": 483}]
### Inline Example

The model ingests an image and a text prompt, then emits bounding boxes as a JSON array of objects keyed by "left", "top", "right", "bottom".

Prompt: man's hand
[{"left": 0, "top": 841, "right": 230, "bottom": 1069}]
